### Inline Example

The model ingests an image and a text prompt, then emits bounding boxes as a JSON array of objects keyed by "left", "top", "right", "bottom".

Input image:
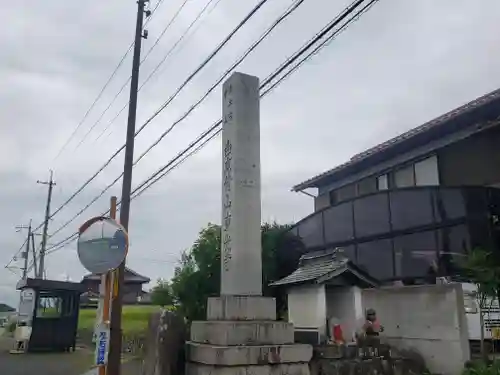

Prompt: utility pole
[
  {"left": 108, "top": 1, "right": 150, "bottom": 374},
  {"left": 37, "top": 170, "right": 56, "bottom": 279},
  {"left": 30, "top": 232, "right": 39, "bottom": 278},
  {"left": 16, "top": 220, "right": 32, "bottom": 280}
]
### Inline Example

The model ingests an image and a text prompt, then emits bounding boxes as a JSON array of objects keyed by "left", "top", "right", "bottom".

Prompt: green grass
[{"left": 79, "top": 305, "right": 161, "bottom": 334}]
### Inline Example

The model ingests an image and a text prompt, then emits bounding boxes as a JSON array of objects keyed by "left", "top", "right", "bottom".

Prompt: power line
[
  {"left": 262, "top": 0, "right": 379, "bottom": 97},
  {"left": 50, "top": 0, "right": 165, "bottom": 162},
  {"left": 141, "top": 0, "right": 191, "bottom": 63},
  {"left": 5, "top": 237, "right": 29, "bottom": 269},
  {"left": 133, "top": 0, "right": 272, "bottom": 140},
  {"left": 51, "top": 43, "right": 134, "bottom": 162},
  {"left": 42, "top": 0, "right": 375, "bottom": 252},
  {"left": 73, "top": 0, "right": 192, "bottom": 151},
  {"left": 33, "top": 0, "right": 272, "bottom": 230},
  {"left": 40, "top": 0, "right": 305, "bottom": 239},
  {"left": 29, "top": 0, "right": 379, "bottom": 265},
  {"left": 124, "top": 0, "right": 381, "bottom": 201},
  {"left": 133, "top": 0, "right": 307, "bottom": 166},
  {"left": 95, "top": 0, "right": 222, "bottom": 143}
]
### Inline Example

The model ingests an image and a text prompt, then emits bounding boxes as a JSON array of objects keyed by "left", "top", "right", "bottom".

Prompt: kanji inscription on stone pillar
[{"left": 220, "top": 72, "right": 262, "bottom": 296}]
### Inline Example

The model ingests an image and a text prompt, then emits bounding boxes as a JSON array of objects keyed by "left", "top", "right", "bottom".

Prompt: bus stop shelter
[{"left": 16, "top": 278, "right": 86, "bottom": 352}]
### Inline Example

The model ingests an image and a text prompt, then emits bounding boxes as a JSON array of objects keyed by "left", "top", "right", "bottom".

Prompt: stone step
[
  {"left": 187, "top": 342, "right": 312, "bottom": 366},
  {"left": 186, "top": 362, "right": 310, "bottom": 375},
  {"left": 190, "top": 321, "right": 294, "bottom": 346},
  {"left": 207, "top": 296, "right": 276, "bottom": 321}
]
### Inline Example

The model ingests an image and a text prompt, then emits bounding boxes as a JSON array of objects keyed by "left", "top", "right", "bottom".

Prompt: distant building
[
  {"left": 289, "top": 88, "right": 500, "bottom": 284},
  {"left": 80, "top": 267, "right": 151, "bottom": 305}
]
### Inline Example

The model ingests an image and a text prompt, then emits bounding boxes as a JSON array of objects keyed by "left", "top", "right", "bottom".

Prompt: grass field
[{"left": 78, "top": 305, "right": 161, "bottom": 334}]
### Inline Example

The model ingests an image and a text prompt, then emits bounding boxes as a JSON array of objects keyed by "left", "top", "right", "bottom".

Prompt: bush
[{"left": 463, "top": 360, "right": 500, "bottom": 375}]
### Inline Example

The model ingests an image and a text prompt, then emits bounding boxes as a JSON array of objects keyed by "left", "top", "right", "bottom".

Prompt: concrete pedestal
[{"left": 186, "top": 296, "right": 312, "bottom": 375}]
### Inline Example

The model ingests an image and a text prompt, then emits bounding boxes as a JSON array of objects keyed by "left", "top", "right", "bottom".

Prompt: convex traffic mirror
[{"left": 77, "top": 217, "right": 128, "bottom": 274}]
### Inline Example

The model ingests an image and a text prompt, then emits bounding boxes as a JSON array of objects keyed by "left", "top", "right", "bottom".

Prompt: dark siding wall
[
  {"left": 314, "top": 193, "right": 330, "bottom": 211},
  {"left": 439, "top": 128, "right": 500, "bottom": 187}
]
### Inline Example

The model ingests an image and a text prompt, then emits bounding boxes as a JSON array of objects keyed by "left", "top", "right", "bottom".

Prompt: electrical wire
[
  {"left": 32, "top": 0, "right": 273, "bottom": 233},
  {"left": 133, "top": 0, "right": 271, "bottom": 140},
  {"left": 5, "top": 237, "right": 29, "bottom": 269},
  {"left": 35, "top": 0, "right": 379, "bottom": 263},
  {"left": 40, "top": 0, "right": 306, "bottom": 240},
  {"left": 73, "top": 0, "right": 193, "bottom": 151},
  {"left": 51, "top": 0, "right": 166, "bottom": 162},
  {"left": 94, "top": 0, "right": 221, "bottom": 142}
]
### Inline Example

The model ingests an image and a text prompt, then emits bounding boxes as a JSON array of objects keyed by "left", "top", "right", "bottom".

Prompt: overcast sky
[{"left": 1, "top": 0, "right": 500, "bottom": 307}]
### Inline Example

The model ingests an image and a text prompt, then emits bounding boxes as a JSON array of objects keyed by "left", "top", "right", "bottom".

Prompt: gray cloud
[{"left": 1, "top": 0, "right": 500, "bottom": 307}]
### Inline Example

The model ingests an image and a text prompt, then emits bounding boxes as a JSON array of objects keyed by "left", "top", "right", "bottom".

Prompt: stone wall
[
  {"left": 362, "top": 283, "right": 470, "bottom": 375},
  {"left": 311, "top": 344, "right": 427, "bottom": 375}
]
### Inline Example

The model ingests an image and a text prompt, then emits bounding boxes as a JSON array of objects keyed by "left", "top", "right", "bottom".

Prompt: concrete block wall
[{"left": 361, "top": 283, "right": 470, "bottom": 375}]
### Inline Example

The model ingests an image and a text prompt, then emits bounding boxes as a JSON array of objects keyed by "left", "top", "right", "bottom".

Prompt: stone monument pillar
[{"left": 186, "top": 72, "right": 312, "bottom": 375}]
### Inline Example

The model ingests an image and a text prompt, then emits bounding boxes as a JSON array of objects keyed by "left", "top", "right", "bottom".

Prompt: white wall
[
  {"left": 288, "top": 284, "right": 326, "bottom": 335},
  {"left": 325, "top": 286, "right": 363, "bottom": 342},
  {"left": 362, "top": 283, "right": 470, "bottom": 375}
]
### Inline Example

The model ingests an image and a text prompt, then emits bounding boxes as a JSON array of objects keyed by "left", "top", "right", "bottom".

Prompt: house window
[
  {"left": 394, "top": 156, "right": 439, "bottom": 188},
  {"left": 330, "top": 184, "right": 356, "bottom": 205},
  {"left": 394, "top": 165, "right": 415, "bottom": 188},
  {"left": 356, "top": 177, "right": 377, "bottom": 196},
  {"left": 36, "top": 293, "right": 63, "bottom": 318},
  {"left": 377, "top": 174, "right": 388, "bottom": 190},
  {"left": 414, "top": 155, "right": 439, "bottom": 186}
]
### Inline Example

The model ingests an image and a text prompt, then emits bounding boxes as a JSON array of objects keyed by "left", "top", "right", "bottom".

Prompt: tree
[
  {"left": 461, "top": 248, "right": 500, "bottom": 359},
  {"left": 150, "top": 279, "right": 174, "bottom": 307},
  {"left": 170, "top": 222, "right": 304, "bottom": 322},
  {"left": 0, "top": 303, "right": 14, "bottom": 312}
]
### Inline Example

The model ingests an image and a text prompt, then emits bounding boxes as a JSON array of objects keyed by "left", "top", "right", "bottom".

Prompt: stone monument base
[{"left": 186, "top": 296, "right": 312, "bottom": 375}]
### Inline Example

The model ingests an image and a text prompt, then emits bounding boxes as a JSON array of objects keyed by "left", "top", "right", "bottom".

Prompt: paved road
[
  {"left": 0, "top": 335, "right": 142, "bottom": 375},
  {"left": 81, "top": 360, "right": 142, "bottom": 375},
  {"left": 0, "top": 336, "right": 94, "bottom": 375}
]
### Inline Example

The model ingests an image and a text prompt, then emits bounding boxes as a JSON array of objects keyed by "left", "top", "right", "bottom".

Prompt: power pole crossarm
[{"left": 37, "top": 170, "right": 56, "bottom": 279}]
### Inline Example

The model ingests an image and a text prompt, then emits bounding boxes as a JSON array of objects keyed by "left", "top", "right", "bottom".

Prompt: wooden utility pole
[
  {"left": 108, "top": 1, "right": 149, "bottom": 374},
  {"left": 37, "top": 170, "right": 56, "bottom": 278}
]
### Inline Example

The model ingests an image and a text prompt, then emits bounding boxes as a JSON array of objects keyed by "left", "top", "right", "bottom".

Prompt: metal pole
[
  {"left": 38, "top": 170, "right": 56, "bottom": 278},
  {"left": 108, "top": 1, "right": 147, "bottom": 374}
]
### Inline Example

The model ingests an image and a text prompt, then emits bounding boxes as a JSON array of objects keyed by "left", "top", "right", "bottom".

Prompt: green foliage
[
  {"left": 0, "top": 303, "right": 14, "bottom": 312},
  {"left": 463, "top": 360, "right": 500, "bottom": 375},
  {"left": 150, "top": 279, "right": 174, "bottom": 307},
  {"left": 78, "top": 305, "right": 160, "bottom": 334},
  {"left": 170, "top": 222, "right": 304, "bottom": 322},
  {"left": 461, "top": 248, "right": 500, "bottom": 306}
]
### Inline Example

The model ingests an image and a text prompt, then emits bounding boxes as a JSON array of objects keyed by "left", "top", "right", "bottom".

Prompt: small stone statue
[{"left": 356, "top": 308, "right": 384, "bottom": 351}]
